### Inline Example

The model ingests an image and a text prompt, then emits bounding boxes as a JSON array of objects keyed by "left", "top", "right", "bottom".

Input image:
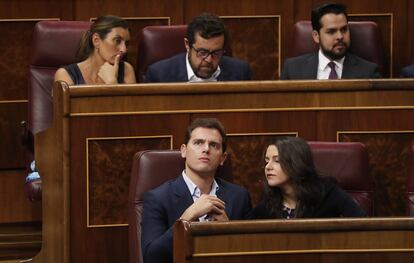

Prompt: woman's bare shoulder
[{"left": 54, "top": 67, "right": 74, "bottom": 85}]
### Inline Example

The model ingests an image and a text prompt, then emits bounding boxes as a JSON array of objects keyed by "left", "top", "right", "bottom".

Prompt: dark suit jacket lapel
[
  {"left": 305, "top": 53, "right": 319, "bottom": 79},
  {"left": 217, "top": 56, "right": 230, "bottom": 81},
  {"left": 176, "top": 53, "right": 190, "bottom": 82},
  {"left": 172, "top": 175, "right": 194, "bottom": 218},
  {"left": 342, "top": 53, "right": 358, "bottom": 78},
  {"left": 216, "top": 178, "right": 232, "bottom": 217}
]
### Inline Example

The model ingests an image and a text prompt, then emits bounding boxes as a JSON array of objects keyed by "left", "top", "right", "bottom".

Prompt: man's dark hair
[
  {"left": 184, "top": 118, "right": 227, "bottom": 152},
  {"left": 311, "top": 2, "right": 348, "bottom": 32},
  {"left": 185, "top": 12, "right": 228, "bottom": 47}
]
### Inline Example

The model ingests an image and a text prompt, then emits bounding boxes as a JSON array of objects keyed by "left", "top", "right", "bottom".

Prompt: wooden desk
[
  {"left": 174, "top": 218, "right": 414, "bottom": 263},
  {"left": 33, "top": 79, "right": 414, "bottom": 262}
]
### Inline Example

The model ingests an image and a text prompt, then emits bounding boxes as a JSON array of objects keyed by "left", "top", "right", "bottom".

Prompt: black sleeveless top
[{"left": 63, "top": 61, "right": 125, "bottom": 84}]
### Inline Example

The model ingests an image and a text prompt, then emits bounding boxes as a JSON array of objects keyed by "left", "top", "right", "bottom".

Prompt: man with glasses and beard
[
  {"left": 145, "top": 12, "right": 252, "bottom": 82},
  {"left": 281, "top": 2, "right": 381, "bottom": 80}
]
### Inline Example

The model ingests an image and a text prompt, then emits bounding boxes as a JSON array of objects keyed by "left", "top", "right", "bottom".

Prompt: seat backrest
[
  {"left": 406, "top": 145, "right": 414, "bottom": 216},
  {"left": 136, "top": 25, "right": 188, "bottom": 82},
  {"left": 308, "top": 141, "right": 373, "bottom": 216},
  {"left": 128, "top": 150, "right": 232, "bottom": 263},
  {"left": 28, "top": 20, "right": 90, "bottom": 135},
  {"left": 289, "top": 21, "right": 385, "bottom": 75}
]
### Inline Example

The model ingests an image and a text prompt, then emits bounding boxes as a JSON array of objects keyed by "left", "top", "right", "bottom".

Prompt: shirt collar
[
  {"left": 186, "top": 52, "right": 221, "bottom": 82},
  {"left": 182, "top": 170, "right": 219, "bottom": 198},
  {"left": 318, "top": 49, "right": 345, "bottom": 72}
]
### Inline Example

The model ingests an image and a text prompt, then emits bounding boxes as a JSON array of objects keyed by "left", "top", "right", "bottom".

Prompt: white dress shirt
[
  {"left": 182, "top": 170, "right": 219, "bottom": 221},
  {"left": 186, "top": 52, "right": 221, "bottom": 82},
  {"left": 317, "top": 49, "right": 345, "bottom": 79}
]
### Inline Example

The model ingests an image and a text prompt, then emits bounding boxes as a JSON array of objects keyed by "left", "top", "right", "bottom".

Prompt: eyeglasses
[{"left": 191, "top": 46, "right": 225, "bottom": 59}]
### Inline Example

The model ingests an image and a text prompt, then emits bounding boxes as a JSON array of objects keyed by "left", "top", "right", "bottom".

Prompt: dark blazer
[
  {"left": 250, "top": 184, "right": 366, "bottom": 219},
  {"left": 145, "top": 52, "right": 252, "bottom": 82},
  {"left": 141, "top": 175, "right": 252, "bottom": 263},
  {"left": 400, "top": 64, "right": 414, "bottom": 77},
  {"left": 280, "top": 52, "right": 381, "bottom": 80}
]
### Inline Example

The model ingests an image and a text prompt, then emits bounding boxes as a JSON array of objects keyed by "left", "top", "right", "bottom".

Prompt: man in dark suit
[
  {"left": 141, "top": 118, "right": 252, "bottom": 263},
  {"left": 281, "top": 2, "right": 381, "bottom": 80},
  {"left": 400, "top": 64, "right": 414, "bottom": 77},
  {"left": 145, "top": 13, "right": 252, "bottom": 82}
]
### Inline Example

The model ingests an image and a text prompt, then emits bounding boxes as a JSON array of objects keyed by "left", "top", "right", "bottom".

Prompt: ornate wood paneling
[
  {"left": 74, "top": 0, "right": 184, "bottom": 23},
  {"left": 222, "top": 16, "right": 280, "bottom": 80},
  {"left": 0, "top": 19, "right": 41, "bottom": 100},
  {"left": 339, "top": 131, "right": 414, "bottom": 216},
  {"left": 316, "top": 108, "right": 414, "bottom": 216},
  {"left": 0, "top": 102, "right": 27, "bottom": 169},
  {"left": 124, "top": 18, "right": 169, "bottom": 75},
  {"left": 0, "top": 1, "right": 72, "bottom": 19},
  {"left": 34, "top": 81, "right": 414, "bottom": 263},
  {"left": 407, "top": 0, "right": 414, "bottom": 64},
  {"left": 69, "top": 114, "right": 188, "bottom": 263},
  {"left": 87, "top": 136, "right": 172, "bottom": 226}
]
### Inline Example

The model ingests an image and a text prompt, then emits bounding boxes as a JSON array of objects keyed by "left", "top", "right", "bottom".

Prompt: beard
[
  {"left": 321, "top": 41, "right": 349, "bottom": 60},
  {"left": 194, "top": 65, "right": 215, "bottom": 79},
  {"left": 188, "top": 52, "right": 217, "bottom": 79}
]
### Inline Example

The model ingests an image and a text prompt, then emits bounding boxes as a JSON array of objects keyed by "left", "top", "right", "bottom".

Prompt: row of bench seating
[{"left": 128, "top": 142, "right": 414, "bottom": 263}]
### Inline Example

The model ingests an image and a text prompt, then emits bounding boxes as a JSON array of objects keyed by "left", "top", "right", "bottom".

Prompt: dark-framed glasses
[{"left": 191, "top": 46, "right": 225, "bottom": 59}]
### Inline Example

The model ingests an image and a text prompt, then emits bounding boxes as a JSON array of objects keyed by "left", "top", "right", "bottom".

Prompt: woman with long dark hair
[
  {"left": 54, "top": 15, "right": 136, "bottom": 85},
  {"left": 251, "top": 137, "right": 366, "bottom": 219}
]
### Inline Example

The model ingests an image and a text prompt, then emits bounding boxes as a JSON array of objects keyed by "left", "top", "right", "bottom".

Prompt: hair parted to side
[
  {"left": 184, "top": 118, "right": 227, "bottom": 152},
  {"left": 272, "top": 137, "right": 318, "bottom": 183},
  {"left": 77, "top": 15, "right": 129, "bottom": 61},
  {"left": 185, "top": 12, "right": 228, "bottom": 47},
  {"left": 311, "top": 2, "right": 348, "bottom": 32},
  {"left": 263, "top": 136, "right": 335, "bottom": 218}
]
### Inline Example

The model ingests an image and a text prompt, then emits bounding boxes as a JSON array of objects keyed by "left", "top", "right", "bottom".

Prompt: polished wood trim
[
  {"left": 192, "top": 248, "right": 414, "bottom": 257},
  {"left": 68, "top": 106, "right": 414, "bottom": 118},
  {"left": 66, "top": 79, "right": 414, "bottom": 96},
  {"left": 337, "top": 130, "right": 414, "bottom": 142},
  {"left": 0, "top": 100, "right": 27, "bottom": 104},
  {"left": 63, "top": 80, "right": 414, "bottom": 117},
  {"left": 349, "top": 13, "right": 394, "bottom": 16},
  {"left": 185, "top": 217, "right": 414, "bottom": 233},
  {"left": 228, "top": 132, "right": 298, "bottom": 137},
  {"left": 32, "top": 81, "right": 71, "bottom": 263},
  {"left": 89, "top": 16, "right": 170, "bottom": 22},
  {"left": 174, "top": 218, "right": 414, "bottom": 262},
  {"left": 0, "top": 18, "right": 59, "bottom": 22}
]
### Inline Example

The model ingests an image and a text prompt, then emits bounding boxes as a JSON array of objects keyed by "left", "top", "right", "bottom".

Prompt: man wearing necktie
[
  {"left": 328, "top": 61, "right": 338, "bottom": 79},
  {"left": 281, "top": 2, "right": 381, "bottom": 80}
]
